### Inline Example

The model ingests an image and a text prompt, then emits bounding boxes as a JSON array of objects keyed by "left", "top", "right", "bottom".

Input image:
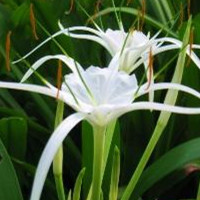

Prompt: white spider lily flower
[
  {"left": 12, "top": 23, "right": 200, "bottom": 102},
  {"left": 13, "top": 24, "right": 200, "bottom": 74},
  {"left": 3, "top": 55, "right": 200, "bottom": 200},
  {"left": 57, "top": 24, "right": 159, "bottom": 74},
  {"left": 57, "top": 23, "right": 200, "bottom": 72},
  {"left": 12, "top": 23, "right": 200, "bottom": 103},
  {"left": 58, "top": 24, "right": 200, "bottom": 105}
]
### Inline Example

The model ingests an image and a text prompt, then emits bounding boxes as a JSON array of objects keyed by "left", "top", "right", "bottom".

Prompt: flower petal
[
  {"left": 0, "top": 81, "right": 82, "bottom": 111},
  {"left": 155, "top": 37, "right": 200, "bottom": 69},
  {"left": 58, "top": 23, "right": 104, "bottom": 37},
  {"left": 130, "top": 44, "right": 178, "bottom": 72},
  {"left": 58, "top": 23, "right": 111, "bottom": 53},
  {"left": 0, "top": 81, "right": 60, "bottom": 100},
  {"left": 30, "top": 113, "right": 85, "bottom": 200},
  {"left": 136, "top": 82, "right": 200, "bottom": 100},
  {"left": 12, "top": 25, "right": 105, "bottom": 64},
  {"left": 108, "top": 102, "right": 200, "bottom": 122},
  {"left": 21, "top": 55, "right": 83, "bottom": 82}
]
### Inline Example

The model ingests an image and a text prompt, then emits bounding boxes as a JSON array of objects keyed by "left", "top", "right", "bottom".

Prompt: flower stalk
[
  {"left": 91, "top": 125, "right": 106, "bottom": 200},
  {"left": 53, "top": 100, "right": 65, "bottom": 200}
]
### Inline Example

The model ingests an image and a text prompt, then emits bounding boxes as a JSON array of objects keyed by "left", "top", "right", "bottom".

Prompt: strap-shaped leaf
[
  {"left": 0, "top": 117, "right": 27, "bottom": 160},
  {"left": 67, "top": 190, "right": 72, "bottom": 200},
  {"left": 0, "top": 138, "right": 23, "bottom": 200},
  {"left": 133, "top": 137, "right": 200, "bottom": 199}
]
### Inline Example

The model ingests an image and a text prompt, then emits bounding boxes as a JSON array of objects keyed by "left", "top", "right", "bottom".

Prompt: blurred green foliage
[{"left": 0, "top": 0, "right": 200, "bottom": 200}]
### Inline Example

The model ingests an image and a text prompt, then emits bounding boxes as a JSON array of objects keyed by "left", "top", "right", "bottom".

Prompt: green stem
[
  {"left": 53, "top": 100, "right": 65, "bottom": 200},
  {"left": 91, "top": 125, "right": 106, "bottom": 200}
]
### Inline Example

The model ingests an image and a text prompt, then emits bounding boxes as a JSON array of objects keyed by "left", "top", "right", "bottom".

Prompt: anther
[
  {"left": 146, "top": 48, "right": 153, "bottom": 90},
  {"left": 140, "top": 0, "right": 146, "bottom": 31},
  {"left": 6, "top": 31, "right": 12, "bottom": 72},
  {"left": 30, "top": 3, "right": 39, "bottom": 40},
  {"left": 56, "top": 60, "right": 62, "bottom": 99}
]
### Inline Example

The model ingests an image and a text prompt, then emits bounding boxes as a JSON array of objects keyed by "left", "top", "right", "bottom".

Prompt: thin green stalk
[
  {"left": 91, "top": 125, "right": 106, "bottom": 200},
  {"left": 197, "top": 180, "right": 200, "bottom": 200},
  {"left": 53, "top": 100, "right": 65, "bottom": 200}
]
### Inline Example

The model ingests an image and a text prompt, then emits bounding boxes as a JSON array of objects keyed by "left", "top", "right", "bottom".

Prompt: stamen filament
[
  {"left": 120, "top": 29, "right": 132, "bottom": 56},
  {"left": 73, "top": 60, "right": 96, "bottom": 105},
  {"left": 69, "top": 0, "right": 74, "bottom": 13},
  {"left": 94, "top": 0, "right": 104, "bottom": 29},
  {"left": 94, "top": 0, "right": 102, "bottom": 16},
  {"left": 64, "top": 80, "right": 80, "bottom": 106}
]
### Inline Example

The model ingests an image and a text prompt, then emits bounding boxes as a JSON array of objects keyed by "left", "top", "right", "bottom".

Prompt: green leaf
[
  {"left": 0, "top": 4, "right": 12, "bottom": 37},
  {"left": 0, "top": 89, "right": 24, "bottom": 111},
  {"left": 11, "top": 2, "right": 29, "bottom": 27},
  {"left": 133, "top": 137, "right": 200, "bottom": 199},
  {"left": 67, "top": 190, "right": 72, "bottom": 200},
  {"left": 100, "top": 190, "right": 104, "bottom": 200},
  {"left": 0, "top": 137, "right": 23, "bottom": 200},
  {"left": 0, "top": 117, "right": 27, "bottom": 160},
  {"left": 73, "top": 168, "right": 85, "bottom": 200}
]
